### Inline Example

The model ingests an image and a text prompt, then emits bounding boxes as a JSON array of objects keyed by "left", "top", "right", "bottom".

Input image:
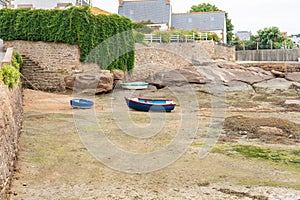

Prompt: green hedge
[{"left": 0, "top": 7, "right": 135, "bottom": 71}]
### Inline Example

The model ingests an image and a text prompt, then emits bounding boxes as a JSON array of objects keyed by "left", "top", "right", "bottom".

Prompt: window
[
  {"left": 188, "top": 18, "right": 192, "bottom": 23},
  {"left": 130, "top": 10, "right": 134, "bottom": 15}
]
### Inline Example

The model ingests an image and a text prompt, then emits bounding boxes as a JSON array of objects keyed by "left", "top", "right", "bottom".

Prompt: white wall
[
  {"left": 11, "top": 0, "right": 76, "bottom": 9},
  {"left": 146, "top": 24, "right": 169, "bottom": 31}
]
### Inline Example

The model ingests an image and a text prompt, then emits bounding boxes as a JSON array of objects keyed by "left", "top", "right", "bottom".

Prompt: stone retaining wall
[
  {"left": 199, "top": 40, "right": 236, "bottom": 61},
  {"left": 0, "top": 52, "right": 23, "bottom": 199},
  {"left": 238, "top": 62, "right": 300, "bottom": 73},
  {"left": 4, "top": 40, "right": 80, "bottom": 91}
]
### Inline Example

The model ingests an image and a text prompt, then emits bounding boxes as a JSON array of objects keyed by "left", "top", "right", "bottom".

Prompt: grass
[{"left": 212, "top": 144, "right": 300, "bottom": 168}]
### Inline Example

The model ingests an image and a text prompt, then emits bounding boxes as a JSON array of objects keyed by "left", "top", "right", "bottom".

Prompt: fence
[
  {"left": 144, "top": 33, "right": 208, "bottom": 43},
  {"left": 236, "top": 49, "right": 300, "bottom": 62}
]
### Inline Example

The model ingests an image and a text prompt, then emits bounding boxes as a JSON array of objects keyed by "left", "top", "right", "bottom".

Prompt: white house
[
  {"left": 118, "top": 0, "right": 172, "bottom": 31},
  {"left": 9, "top": 0, "right": 91, "bottom": 9},
  {"left": 171, "top": 12, "right": 227, "bottom": 43},
  {"left": 118, "top": 0, "right": 227, "bottom": 43}
]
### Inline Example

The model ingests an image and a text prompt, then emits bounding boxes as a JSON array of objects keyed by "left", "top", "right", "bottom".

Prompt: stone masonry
[
  {"left": 4, "top": 40, "right": 80, "bottom": 91},
  {"left": 0, "top": 83, "right": 22, "bottom": 199}
]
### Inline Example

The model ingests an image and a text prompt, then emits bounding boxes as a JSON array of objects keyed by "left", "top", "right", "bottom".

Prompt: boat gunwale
[{"left": 125, "top": 97, "right": 176, "bottom": 106}]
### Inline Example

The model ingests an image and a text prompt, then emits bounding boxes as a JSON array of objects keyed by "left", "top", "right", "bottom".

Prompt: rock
[
  {"left": 225, "top": 80, "right": 255, "bottom": 92},
  {"left": 228, "top": 68, "right": 273, "bottom": 85},
  {"left": 64, "top": 76, "right": 75, "bottom": 90},
  {"left": 112, "top": 69, "right": 124, "bottom": 80},
  {"left": 286, "top": 72, "right": 300, "bottom": 82},
  {"left": 113, "top": 80, "right": 123, "bottom": 89},
  {"left": 271, "top": 70, "right": 285, "bottom": 78},
  {"left": 256, "top": 126, "right": 284, "bottom": 137},
  {"left": 146, "top": 67, "right": 206, "bottom": 88},
  {"left": 95, "top": 71, "right": 114, "bottom": 94},
  {"left": 64, "top": 70, "right": 113, "bottom": 94},
  {"left": 253, "top": 78, "right": 295, "bottom": 93},
  {"left": 196, "top": 64, "right": 273, "bottom": 86},
  {"left": 147, "top": 84, "right": 157, "bottom": 91}
]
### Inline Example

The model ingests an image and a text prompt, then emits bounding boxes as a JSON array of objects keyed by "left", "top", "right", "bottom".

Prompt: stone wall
[
  {"left": 132, "top": 43, "right": 194, "bottom": 81},
  {"left": 239, "top": 62, "right": 300, "bottom": 73},
  {"left": 131, "top": 42, "right": 235, "bottom": 81},
  {"left": 4, "top": 40, "right": 80, "bottom": 91},
  {"left": 0, "top": 53, "right": 23, "bottom": 199},
  {"left": 236, "top": 49, "right": 300, "bottom": 62},
  {"left": 200, "top": 40, "right": 236, "bottom": 61}
]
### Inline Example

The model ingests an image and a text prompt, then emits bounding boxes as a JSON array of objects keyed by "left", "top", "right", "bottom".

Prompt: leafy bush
[
  {"left": 153, "top": 31, "right": 171, "bottom": 43},
  {"left": 0, "top": 64, "right": 21, "bottom": 88},
  {"left": 133, "top": 20, "right": 155, "bottom": 34},
  {"left": 0, "top": 7, "right": 135, "bottom": 71},
  {"left": 206, "top": 32, "right": 220, "bottom": 42},
  {"left": 12, "top": 51, "right": 23, "bottom": 70},
  {"left": 133, "top": 31, "right": 145, "bottom": 43}
]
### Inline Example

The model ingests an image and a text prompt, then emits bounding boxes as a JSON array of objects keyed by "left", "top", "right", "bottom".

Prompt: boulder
[
  {"left": 146, "top": 67, "right": 206, "bottom": 88},
  {"left": 225, "top": 80, "right": 255, "bottom": 92},
  {"left": 256, "top": 126, "right": 284, "bottom": 137},
  {"left": 196, "top": 63, "right": 273, "bottom": 86},
  {"left": 253, "top": 78, "right": 294, "bottom": 93},
  {"left": 286, "top": 72, "right": 300, "bottom": 82},
  {"left": 271, "top": 70, "right": 285, "bottom": 78},
  {"left": 112, "top": 69, "right": 124, "bottom": 80},
  {"left": 227, "top": 68, "right": 273, "bottom": 85},
  {"left": 64, "top": 70, "right": 113, "bottom": 94}
]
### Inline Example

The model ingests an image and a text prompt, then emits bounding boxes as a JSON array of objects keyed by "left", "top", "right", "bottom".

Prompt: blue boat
[
  {"left": 70, "top": 98, "right": 94, "bottom": 109},
  {"left": 125, "top": 97, "right": 176, "bottom": 112}
]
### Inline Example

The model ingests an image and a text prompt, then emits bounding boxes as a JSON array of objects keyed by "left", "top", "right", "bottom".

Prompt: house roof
[
  {"left": 171, "top": 11, "right": 226, "bottom": 31},
  {"left": 118, "top": 0, "right": 171, "bottom": 24},
  {"left": 90, "top": 7, "right": 111, "bottom": 15}
]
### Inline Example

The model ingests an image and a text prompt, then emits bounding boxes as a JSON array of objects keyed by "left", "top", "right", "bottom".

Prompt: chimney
[
  {"left": 119, "top": 0, "right": 124, "bottom": 6},
  {"left": 166, "top": 0, "right": 170, "bottom": 4}
]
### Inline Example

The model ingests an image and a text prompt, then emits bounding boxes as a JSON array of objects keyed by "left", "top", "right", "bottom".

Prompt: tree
[
  {"left": 234, "top": 27, "right": 296, "bottom": 50},
  {"left": 189, "top": 3, "right": 234, "bottom": 43},
  {"left": 257, "top": 27, "right": 294, "bottom": 49}
]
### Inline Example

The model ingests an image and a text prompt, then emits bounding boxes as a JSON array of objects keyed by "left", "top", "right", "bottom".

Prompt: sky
[{"left": 93, "top": 0, "right": 300, "bottom": 35}]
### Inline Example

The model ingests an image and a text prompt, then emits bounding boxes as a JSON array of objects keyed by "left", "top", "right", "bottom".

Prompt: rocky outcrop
[
  {"left": 146, "top": 67, "right": 206, "bottom": 88},
  {"left": 64, "top": 70, "right": 114, "bottom": 94},
  {"left": 0, "top": 83, "right": 22, "bottom": 199},
  {"left": 286, "top": 72, "right": 300, "bottom": 82},
  {"left": 253, "top": 78, "right": 299, "bottom": 94}
]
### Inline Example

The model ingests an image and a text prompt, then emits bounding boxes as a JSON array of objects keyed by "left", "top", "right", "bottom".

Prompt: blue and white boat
[
  {"left": 120, "top": 82, "right": 148, "bottom": 90},
  {"left": 70, "top": 98, "right": 94, "bottom": 109},
  {"left": 125, "top": 97, "right": 176, "bottom": 112}
]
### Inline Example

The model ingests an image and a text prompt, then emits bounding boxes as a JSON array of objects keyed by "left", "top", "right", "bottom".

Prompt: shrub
[
  {"left": 12, "top": 51, "right": 23, "bottom": 70},
  {"left": 206, "top": 32, "right": 220, "bottom": 42},
  {"left": 0, "top": 64, "right": 21, "bottom": 88},
  {"left": 133, "top": 31, "right": 145, "bottom": 43},
  {"left": 153, "top": 31, "right": 171, "bottom": 43}
]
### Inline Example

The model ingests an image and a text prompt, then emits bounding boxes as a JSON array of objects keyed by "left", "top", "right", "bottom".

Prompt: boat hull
[
  {"left": 125, "top": 97, "right": 175, "bottom": 112},
  {"left": 120, "top": 82, "right": 149, "bottom": 90},
  {"left": 70, "top": 98, "right": 94, "bottom": 109}
]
